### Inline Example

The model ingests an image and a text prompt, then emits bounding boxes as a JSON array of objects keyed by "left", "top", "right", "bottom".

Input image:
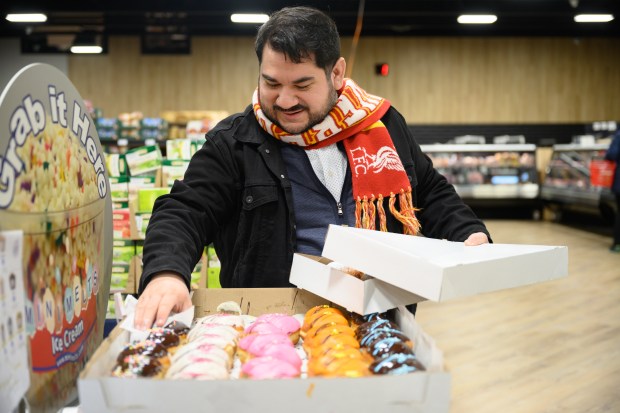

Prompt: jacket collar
[{"left": 232, "top": 105, "right": 270, "bottom": 145}]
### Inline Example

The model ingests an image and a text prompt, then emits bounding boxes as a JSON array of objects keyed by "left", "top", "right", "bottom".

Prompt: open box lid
[{"left": 321, "top": 225, "right": 568, "bottom": 302}]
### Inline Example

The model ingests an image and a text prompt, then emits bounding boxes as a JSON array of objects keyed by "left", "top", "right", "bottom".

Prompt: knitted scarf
[{"left": 253, "top": 78, "right": 420, "bottom": 235}]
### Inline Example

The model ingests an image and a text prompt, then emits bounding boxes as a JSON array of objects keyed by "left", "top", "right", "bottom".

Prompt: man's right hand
[{"left": 134, "top": 272, "right": 192, "bottom": 330}]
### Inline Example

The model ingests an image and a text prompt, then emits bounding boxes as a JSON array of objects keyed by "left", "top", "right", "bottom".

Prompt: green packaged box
[
  {"left": 162, "top": 159, "right": 190, "bottom": 187},
  {"left": 109, "top": 176, "right": 129, "bottom": 202},
  {"left": 110, "top": 264, "right": 131, "bottom": 292},
  {"left": 125, "top": 145, "right": 163, "bottom": 176},
  {"left": 137, "top": 187, "right": 170, "bottom": 213},
  {"left": 105, "top": 153, "right": 128, "bottom": 178},
  {"left": 112, "top": 239, "right": 135, "bottom": 265}
]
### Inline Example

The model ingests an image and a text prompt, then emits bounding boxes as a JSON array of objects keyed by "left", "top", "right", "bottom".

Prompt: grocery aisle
[{"left": 416, "top": 219, "right": 620, "bottom": 413}]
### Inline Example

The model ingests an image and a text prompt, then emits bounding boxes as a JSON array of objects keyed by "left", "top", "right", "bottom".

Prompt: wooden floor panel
[{"left": 416, "top": 220, "right": 620, "bottom": 413}]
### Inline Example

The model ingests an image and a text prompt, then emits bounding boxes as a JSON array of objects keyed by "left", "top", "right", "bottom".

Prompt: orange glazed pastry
[
  {"left": 301, "top": 306, "right": 345, "bottom": 336},
  {"left": 306, "top": 334, "right": 360, "bottom": 358},
  {"left": 307, "top": 347, "right": 372, "bottom": 376},
  {"left": 303, "top": 324, "right": 357, "bottom": 351},
  {"left": 321, "top": 357, "right": 372, "bottom": 378},
  {"left": 304, "top": 313, "right": 350, "bottom": 338}
]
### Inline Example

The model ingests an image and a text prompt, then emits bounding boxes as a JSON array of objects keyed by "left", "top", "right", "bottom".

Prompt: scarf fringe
[{"left": 355, "top": 189, "right": 420, "bottom": 235}]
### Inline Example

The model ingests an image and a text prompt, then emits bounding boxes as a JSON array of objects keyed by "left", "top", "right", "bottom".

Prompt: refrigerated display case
[
  {"left": 540, "top": 143, "right": 616, "bottom": 221},
  {"left": 421, "top": 144, "right": 539, "bottom": 202}
]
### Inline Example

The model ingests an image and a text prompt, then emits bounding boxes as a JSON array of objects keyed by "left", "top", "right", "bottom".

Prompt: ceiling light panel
[
  {"left": 457, "top": 15, "right": 498, "bottom": 24},
  {"left": 230, "top": 14, "right": 269, "bottom": 24},
  {"left": 6, "top": 13, "right": 47, "bottom": 23},
  {"left": 574, "top": 14, "right": 614, "bottom": 23}
]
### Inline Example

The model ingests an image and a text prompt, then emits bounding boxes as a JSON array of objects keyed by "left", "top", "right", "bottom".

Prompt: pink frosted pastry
[
  {"left": 237, "top": 332, "right": 293, "bottom": 363},
  {"left": 241, "top": 356, "right": 300, "bottom": 379},
  {"left": 254, "top": 314, "right": 301, "bottom": 343},
  {"left": 249, "top": 344, "right": 302, "bottom": 369},
  {"left": 238, "top": 332, "right": 292, "bottom": 352}
]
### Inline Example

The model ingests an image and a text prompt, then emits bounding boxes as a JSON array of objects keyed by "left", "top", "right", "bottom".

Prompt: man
[{"left": 135, "top": 6, "right": 490, "bottom": 329}]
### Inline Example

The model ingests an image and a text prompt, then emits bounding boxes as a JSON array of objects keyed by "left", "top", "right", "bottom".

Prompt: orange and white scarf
[{"left": 253, "top": 79, "right": 420, "bottom": 235}]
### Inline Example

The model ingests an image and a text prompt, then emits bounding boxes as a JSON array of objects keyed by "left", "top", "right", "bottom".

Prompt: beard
[{"left": 261, "top": 83, "right": 339, "bottom": 135}]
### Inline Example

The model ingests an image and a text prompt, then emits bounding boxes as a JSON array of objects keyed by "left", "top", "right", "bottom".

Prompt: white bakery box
[
  {"left": 78, "top": 226, "right": 567, "bottom": 413},
  {"left": 290, "top": 224, "right": 568, "bottom": 315},
  {"left": 78, "top": 288, "right": 449, "bottom": 413}
]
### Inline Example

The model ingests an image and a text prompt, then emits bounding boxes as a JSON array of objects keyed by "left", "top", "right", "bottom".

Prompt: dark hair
[{"left": 255, "top": 6, "right": 341, "bottom": 73}]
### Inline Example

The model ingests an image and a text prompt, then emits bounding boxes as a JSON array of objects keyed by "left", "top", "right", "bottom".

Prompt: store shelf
[
  {"left": 540, "top": 143, "right": 616, "bottom": 220},
  {"left": 421, "top": 144, "right": 539, "bottom": 201},
  {"left": 454, "top": 183, "right": 539, "bottom": 199}
]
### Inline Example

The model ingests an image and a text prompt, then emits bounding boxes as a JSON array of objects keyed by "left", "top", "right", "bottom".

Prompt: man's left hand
[{"left": 464, "top": 232, "right": 489, "bottom": 246}]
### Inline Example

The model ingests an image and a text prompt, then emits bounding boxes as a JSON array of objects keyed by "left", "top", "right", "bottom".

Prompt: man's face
[{"left": 258, "top": 45, "right": 340, "bottom": 134}]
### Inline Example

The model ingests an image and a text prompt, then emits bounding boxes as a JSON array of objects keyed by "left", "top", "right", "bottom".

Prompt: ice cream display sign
[
  {"left": 1, "top": 81, "right": 107, "bottom": 207},
  {"left": 0, "top": 63, "right": 112, "bottom": 412}
]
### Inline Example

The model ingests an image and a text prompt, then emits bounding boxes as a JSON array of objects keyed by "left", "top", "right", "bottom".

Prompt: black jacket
[{"left": 139, "top": 105, "right": 490, "bottom": 292}]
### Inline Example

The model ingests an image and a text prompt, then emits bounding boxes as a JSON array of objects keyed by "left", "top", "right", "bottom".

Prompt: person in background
[
  {"left": 134, "top": 6, "right": 490, "bottom": 329},
  {"left": 605, "top": 129, "right": 620, "bottom": 252}
]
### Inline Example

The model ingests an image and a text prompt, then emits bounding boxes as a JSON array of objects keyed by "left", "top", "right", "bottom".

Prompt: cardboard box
[
  {"left": 78, "top": 288, "right": 450, "bottom": 413},
  {"left": 320, "top": 225, "right": 568, "bottom": 302},
  {"left": 290, "top": 253, "right": 424, "bottom": 315}
]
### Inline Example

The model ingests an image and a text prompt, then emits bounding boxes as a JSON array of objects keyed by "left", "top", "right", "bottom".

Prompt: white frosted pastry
[
  {"left": 195, "top": 314, "right": 245, "bottom": 330},
  {"left": 171, "top": 342, "right": 231, "bottom": 368},
  {"left": 166, "top": 353, "right": 229, "bottom": 378},
  {"left": 167, "top": 361, "right": 230, "bottom": 380},
  {"left": 187, "top": 324, "right": 240, "bottom": 344}
]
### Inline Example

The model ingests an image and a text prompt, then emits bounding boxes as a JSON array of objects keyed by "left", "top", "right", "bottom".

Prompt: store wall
[
  {"left": 0, "top": 38, "right": 69, "bottom": 92},
  {"left": 68, "top": 36, "right": 620, "bottom": 123}
]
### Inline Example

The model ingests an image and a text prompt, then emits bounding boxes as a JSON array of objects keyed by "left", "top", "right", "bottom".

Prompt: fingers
[
  {"left": 134, "top": 272, "right": 191, "bottom": 329},
  {"left": 464, "top": 232, "right": 489, "bottom": 246},
  {"left": 155, "top": 294, "right": 178, "bottom": 327},
  {"left": 134, "top": 292, "right": 159, "bottom": 330}
]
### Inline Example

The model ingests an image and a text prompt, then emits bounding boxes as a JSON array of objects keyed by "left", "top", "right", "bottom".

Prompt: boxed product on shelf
[
  {"left": 191, "top": 137, "right": 206, "bottom": 154},
  {"left": 124, "top": 145, "right": 163, "bottom": 176},
  {"left": 293, "top": 225, "right": 567, "bottom": 309},
  {"left": 112, "top": 208, "right": 131, "bottom": 239},
  {"left": 110, "top": 263, "right": 132, "bottom": 293},
  {"left": 128, "top": 174, "right": 160, "bottom": 214},
  {"left": 166, "top": 139, "right": 192, "bottom": 160},
  {"left": 95, "top": 117, "right": 119, "bottom": 140},
  {"left": 78, "top": 288, "right": 449, "bottom": 413},
  {"left": 108, "top": 176, "right": 129, "bottom": 203},
  {"left": 160, "top": 110, "right": 228, "bottom": 141},
  {"left": 118, "top": 127, "right": 140, "bottom": 141},
  {"left": 104, "top": 153, "right": 128, "bottom": 177},
  {"left": 139, "top": 118, "right": 167, "bottom": 140},
  {"left": 140, "top": 117, "right": 167, "bottom": 129},
  {"left": 118, "top": 111, "right": 142, "bottom": 129},
  {"left": 162, "top": 159, "right": 190, "bottom": 187},
  {"left": 133, "top": 211, "right": 151, "bottom": 239},
  {"left": 137, "top": 187, "right": 170, "bottom": 213},
  {"left": 186, "top": 119, "right": 211, "bottom": 140},
  {"left": 111, "top": 200, "right": 128, "bottom": 210},
  {"left": 139, "top": 128, "right": 166, "bottom": 141},
  {"left": 95, "top": 117, "right": 119, "bottom": 130},
  {"left": 112, "top": 239, "right": 135, "bottom": 265}
]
